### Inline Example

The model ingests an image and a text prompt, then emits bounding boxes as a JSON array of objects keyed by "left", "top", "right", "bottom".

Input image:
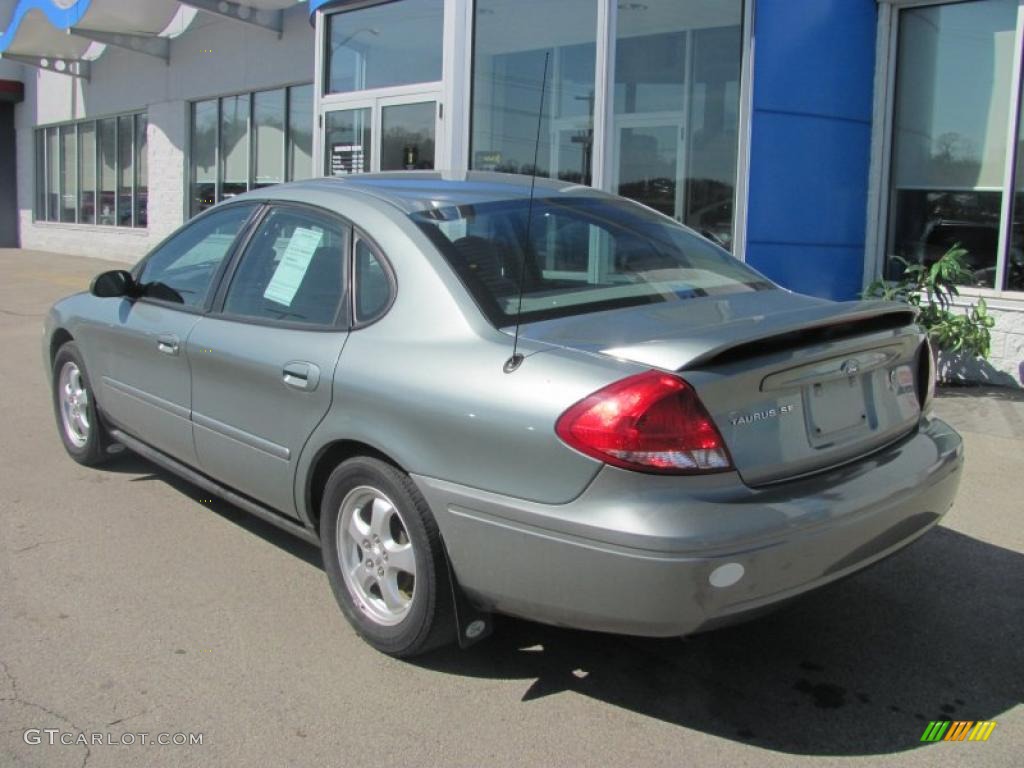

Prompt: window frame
[
  {"left": 868, "top": 0, "right": 1024, "bottom": 302},
  {"left": 32, "top": 110, "right": 148, "bottom": 230},
  {"left": 130, "top": 201, "right": 265, "bottom": 316},
  {"left": 209, "top": 200, "right": 357, "bottom": 332}
]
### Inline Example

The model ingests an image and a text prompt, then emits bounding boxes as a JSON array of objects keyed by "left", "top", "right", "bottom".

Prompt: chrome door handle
[
  {"left": 283, "top": 361, "right": 320, "bottom": 391},
  {"left": 157, "top": 334, "right": 180, "bottom": 355}
]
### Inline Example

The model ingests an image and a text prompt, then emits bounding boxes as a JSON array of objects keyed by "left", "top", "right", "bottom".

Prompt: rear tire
[
  {"left": 321, "top": 456, "right": 455, "bottom": 657},
  {"left": 52, "top": 341, "right": 112, "bottom": 467}
]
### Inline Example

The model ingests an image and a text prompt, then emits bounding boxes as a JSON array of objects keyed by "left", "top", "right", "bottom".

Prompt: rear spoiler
[{"left": 600, "top": 301, "right": 918, "bottom": 371}]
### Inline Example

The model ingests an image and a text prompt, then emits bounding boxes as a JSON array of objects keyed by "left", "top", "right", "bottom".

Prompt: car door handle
[
  {"left": 282, "top": 362, "right": 320, "bottom": 392},
  {"left": 157, "top": 334, "right": 180, "bottom": 356}
]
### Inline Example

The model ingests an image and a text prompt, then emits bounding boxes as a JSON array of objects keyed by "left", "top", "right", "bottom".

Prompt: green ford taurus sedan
[{"left": 43, "top": 172, "right": 963, "bottom": 657}]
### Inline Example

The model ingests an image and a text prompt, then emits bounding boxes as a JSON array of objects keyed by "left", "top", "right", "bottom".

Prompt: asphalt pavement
[{"left": 1, "top": 247, "right": 1021, "bottom": 767}]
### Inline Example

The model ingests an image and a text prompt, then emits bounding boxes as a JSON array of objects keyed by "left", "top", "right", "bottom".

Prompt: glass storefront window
[
  {"left": 324, "top": 108, "right": 372, "bottom": 176},
  {"left": 98, "top": 119, "right": 117, "bottom": 226},
  {"left": 325, "top": 0, "right": 443, "bottom": 94},
  {"left": 191, "top": 99, "right": 218, "bottom": 217},
  {"left": 288, "top": 84, "right": 314, "bottom": 181},
  {"left": 35, "top": 132, "right": 46, "bottom": 220},
  {"left": 135, "top": 114, "right": 148, "bottom": 227},
  {"left": 189, "top": 84, "right": 313, "bottom": 216},
  {"left": 1005, "top": 39, "right": 1024, "bottom": 292},
  {"left": 117, "top": 115, "right": 134, "bottom": 227},
  {"left": 254, "top": 89, "right": 286, "bottom": 188},
  {"left": 79, "top": 123, "right": 96, "bottom": 225},
  {"left": 887, "top": 0, "right": 1017, "bottom": 288},
  {"left": 220, "top": 94, "right": 250, "bottom": 201},
  {"left": 471, "top": 0, "right": 598, "bottom": 184},
  {"left": 46, "top": 128, "right": 59, "bottom": 222},
  {"left": 290, "top": 83, "right": 313, "bottom": 182},
  {"left": 34, "top": 112, "right": 146, "bottom": 228},
  {"left": 613, "top": 1, "right": 742, "bottom": 249},
  {"left": 60, "top": 126, "right": 77, "bottom": 223}
]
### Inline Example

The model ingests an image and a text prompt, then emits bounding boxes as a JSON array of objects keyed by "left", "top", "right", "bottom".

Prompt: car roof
[{"left": 252, "top": 170, "right": 609, "bottom": 215}]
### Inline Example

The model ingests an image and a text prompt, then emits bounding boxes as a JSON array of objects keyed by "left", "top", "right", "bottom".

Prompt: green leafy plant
[{"left": 863, "top": 244, "right": 995, "bottom": 359}]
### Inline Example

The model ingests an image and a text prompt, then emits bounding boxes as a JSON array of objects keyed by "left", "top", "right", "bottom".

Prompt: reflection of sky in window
[
  {"left": 327, "top": 0, "right": 443, "bottom": 93},
  {"left": 896, "top": 0, "right": 1016, "bottom": 188}
]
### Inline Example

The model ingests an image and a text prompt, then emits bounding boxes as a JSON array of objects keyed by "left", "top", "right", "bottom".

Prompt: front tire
[
  {"left": 51, "top": 341, "right": 111, "bottom": 466},
  {"left": 321, "top": 457, "right": 455, "bottom": 657}
]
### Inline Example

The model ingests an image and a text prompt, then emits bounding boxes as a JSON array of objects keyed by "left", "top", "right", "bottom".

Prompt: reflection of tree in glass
[{"left": 930, "top": 132, "right": 982, "bottom": 187}]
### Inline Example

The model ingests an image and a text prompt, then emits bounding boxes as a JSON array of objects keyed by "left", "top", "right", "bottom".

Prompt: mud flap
[{"left": 443, "top": 547, "right": 493, "bottom": 649}]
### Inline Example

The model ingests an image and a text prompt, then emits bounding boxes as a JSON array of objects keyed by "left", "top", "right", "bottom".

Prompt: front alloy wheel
[
  {"left": 51, "top": 341, "right": 111, "bottom": 466},
  {"left": 58, "top": 361, "right": 91, "bottom": 449}
]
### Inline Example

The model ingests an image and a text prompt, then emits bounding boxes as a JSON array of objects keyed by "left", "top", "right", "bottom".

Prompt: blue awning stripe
[{"left": 0, "top": 0, "right": 93, "bottom": 54}]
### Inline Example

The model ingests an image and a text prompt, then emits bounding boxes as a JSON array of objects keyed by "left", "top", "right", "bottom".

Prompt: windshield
[{"left": 411, "top": 195, "right": 774, "bottom": 327}]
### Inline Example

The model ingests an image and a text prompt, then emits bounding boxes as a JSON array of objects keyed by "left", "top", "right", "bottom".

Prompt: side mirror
[{"left": 90, "top": 270, "right": 137, "bottom": 299}]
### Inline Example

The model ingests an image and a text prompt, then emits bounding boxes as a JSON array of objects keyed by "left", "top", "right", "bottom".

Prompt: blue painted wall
[{"left": 745, "top": 0, "right": 878, "bottom": 300}]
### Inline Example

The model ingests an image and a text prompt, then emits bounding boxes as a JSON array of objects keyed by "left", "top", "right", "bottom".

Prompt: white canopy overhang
[{"left": 0, "top": 0, "right": 305, "bottom": 79}]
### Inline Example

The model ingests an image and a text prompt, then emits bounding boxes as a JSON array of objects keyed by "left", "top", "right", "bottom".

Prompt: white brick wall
[
  {"left": 14, "top": 5, "right": 314, "bottom": 264},
  {"left": 991, "top": 306, "right": 1024, "bottom": 386}
]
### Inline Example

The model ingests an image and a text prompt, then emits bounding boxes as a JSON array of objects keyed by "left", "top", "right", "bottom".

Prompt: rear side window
[
  {"left": 138, "top": 204, "right": 256, "bottom": 308},
  {"left": 222, "top": 207, "right": 347, "bottom": 326},
  {"left": 353, "top": 236, "right": 393, "bottom": 324}
]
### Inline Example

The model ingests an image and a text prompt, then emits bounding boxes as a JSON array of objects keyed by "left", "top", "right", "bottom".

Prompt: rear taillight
[
  {"left": 916, "top": 338, "right": 936, "bottom": 411},
  {"left": 555, "top": 370, "right": 733, "bottom": 474}
]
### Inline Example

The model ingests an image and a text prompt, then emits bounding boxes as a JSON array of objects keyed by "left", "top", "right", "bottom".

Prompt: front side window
[
  {"left": 413, "top": 195, "right": 770, "bottom": 326},
  {"left": 138, "top": 204, "right": 257, "bottom": 309},
  {"left": 222, "top": 207, "right": 347, "bottom": 326},
  {"left": 325, "top": 0, "right": 443, "bottom": 94},
  {"left": 887, "top": 0, "right": 1017, "bottom": 288}
]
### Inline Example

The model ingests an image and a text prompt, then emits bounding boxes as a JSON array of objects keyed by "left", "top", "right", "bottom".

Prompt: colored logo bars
[{"left": 921, "top": 721, "right": 997, "bottom": 742}]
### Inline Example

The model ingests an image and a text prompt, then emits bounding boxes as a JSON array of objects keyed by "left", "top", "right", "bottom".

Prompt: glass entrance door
[
  {"left": 322, "top": 95, "right": 440, "bottom": 176},
  {"left": 380, "top": 99, "right": 437, "bottom": 170}
]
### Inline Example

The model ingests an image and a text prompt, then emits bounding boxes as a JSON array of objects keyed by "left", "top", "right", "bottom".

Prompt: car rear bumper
[{"left": 412, "top": 415, "right": 963, "bottom": 637}]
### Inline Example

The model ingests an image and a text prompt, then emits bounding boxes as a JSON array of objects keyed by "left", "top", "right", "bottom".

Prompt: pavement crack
[
  {"left": 12, "top": 539, "right": 67, "bottom": 554},
  {"left": 0, "top": 658, "right": 92, "bottom": 768},
  {"left": 107, "top": 709, "right": 147, "bottom": 726}
]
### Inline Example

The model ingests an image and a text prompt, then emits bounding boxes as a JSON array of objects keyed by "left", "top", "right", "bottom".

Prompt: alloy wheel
[{"left": 337, "top": 485, "right": 417, "bottom": 627}]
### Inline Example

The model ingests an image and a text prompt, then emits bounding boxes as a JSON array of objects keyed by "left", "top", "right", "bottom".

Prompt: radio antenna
[{"left": 504, "top": 50, "right": 550, "bottom": 374}]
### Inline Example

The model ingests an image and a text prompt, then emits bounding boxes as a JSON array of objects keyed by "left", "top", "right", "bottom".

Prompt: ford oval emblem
[{"left": 841, "top": 359, "right": 860, "bottom": 377}]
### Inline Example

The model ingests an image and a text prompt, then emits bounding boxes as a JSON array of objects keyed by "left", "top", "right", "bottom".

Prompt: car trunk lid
[{"left": 518, "top": 290, "right": 925, "bottom": 485}]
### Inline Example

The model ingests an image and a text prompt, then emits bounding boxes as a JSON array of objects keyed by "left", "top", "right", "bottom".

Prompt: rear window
[{"left": 411, "top": 195, "right": 772, "bottom": 326}]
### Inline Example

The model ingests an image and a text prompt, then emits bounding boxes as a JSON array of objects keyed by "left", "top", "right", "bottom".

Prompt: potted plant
[{"left": 863, "top": 245, "right": 995, "bottom": 383}]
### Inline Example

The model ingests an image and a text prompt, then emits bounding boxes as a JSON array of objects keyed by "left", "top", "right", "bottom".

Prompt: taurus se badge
[{"left": 730, "top": 404, "right": 795, "bottom": 427}]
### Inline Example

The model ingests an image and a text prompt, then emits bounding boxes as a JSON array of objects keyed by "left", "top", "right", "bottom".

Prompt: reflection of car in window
[{"left": 903, "top": 219, "right": 998, "bottom": 286}]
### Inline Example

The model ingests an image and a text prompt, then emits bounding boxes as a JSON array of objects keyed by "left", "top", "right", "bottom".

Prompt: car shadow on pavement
[
  {"left": 415, "top": 527, "right": 1022, "bottom": 756},
  {"left": 108, "top": 455, "right": 1020, "bottom": 756},
  {"left": 117, "top": 457, "right": 324, "bottom": 569}
]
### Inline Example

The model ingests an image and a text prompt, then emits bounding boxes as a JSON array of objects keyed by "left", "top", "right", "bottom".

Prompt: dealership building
[{"left": 2, "top": 0, "right": 1022, "bottom": 384}]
